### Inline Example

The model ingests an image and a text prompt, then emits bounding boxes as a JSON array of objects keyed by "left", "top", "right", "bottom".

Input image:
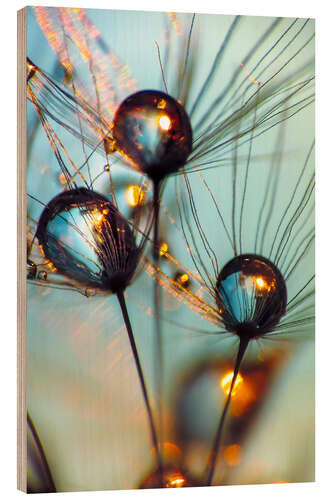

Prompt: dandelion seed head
[{"left": 26, "top": 7, "right": 315, "bottom": 488}]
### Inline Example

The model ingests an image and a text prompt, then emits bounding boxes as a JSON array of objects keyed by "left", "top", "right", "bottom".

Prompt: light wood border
[{"left": 17, "top": 7, "right": 27, "bottom": 493}]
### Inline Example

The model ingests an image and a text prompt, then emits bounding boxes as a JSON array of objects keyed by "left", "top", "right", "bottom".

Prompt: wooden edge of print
[{"left": 17, "top": 7, "right": 27, "bottom": 493}]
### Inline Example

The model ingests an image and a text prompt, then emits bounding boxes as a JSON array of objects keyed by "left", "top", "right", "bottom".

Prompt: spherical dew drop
[
  {"left": 215, "top": 254, "right": 287, "bottom": 340},
  {"left": 36, "top": 188, "right": 140, "bottom": 294},
  {"left": 113, "top": 90, "right": 193, "bottom": 183}
]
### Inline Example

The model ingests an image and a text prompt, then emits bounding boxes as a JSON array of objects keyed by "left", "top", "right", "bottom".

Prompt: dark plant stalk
[
  {"left": 152, "top": 180, "right": 164, "bottom": 467},
  {"left": 117, "top": 291, "right": 162, "bottom": 476},
  {"left": 27, "top": 411, "right": 57, "bottom": 492},
  {"left": 206, "top": 336, "right": 250, "bottom": 486}
]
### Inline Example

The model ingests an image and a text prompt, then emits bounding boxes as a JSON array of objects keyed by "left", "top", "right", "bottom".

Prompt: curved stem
[
  {"left": 27, "top": 411, "right": 56, "bottom": 492},
  {"left": 117, "top": 292, "right": 163, "bottom": 475},
  {"left": 152, "top": 181, "right": 164, "bottom": 466},
  {"left": 206, "top": 336, "right": 249, "bottom": 486}
]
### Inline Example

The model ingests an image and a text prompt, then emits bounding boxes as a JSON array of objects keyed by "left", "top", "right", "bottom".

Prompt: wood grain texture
[{"left": 17, "top": 7, "right": 27, "bottom": 493}]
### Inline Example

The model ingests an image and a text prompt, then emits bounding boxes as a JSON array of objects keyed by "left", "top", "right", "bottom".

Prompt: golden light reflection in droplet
[
  {"left": 256, "top": 277, "right": 265, "bottom": 288},
  {"left": 253, "top": 274, "right": 276, "bottom": 292},
  {"left": 126, "top": 185, "right": 146, "bottom": 207},
  {"left": 220, "top": 371, "right": 243, "bottom": 396},
  {"left": 157, "top": 99, "right": 167, "bottom": 109},
  {"left": 90, "top": 208, "right": 106, "bottom": 230},
  {"left": 159, "top": 115, "right": 171, "bottom": 131},
  {"left": 93, "top": 211, "right": 104, "bottom": 223},
  {"left": 224, "top": 444, "right": 242, "bottom": 467}
]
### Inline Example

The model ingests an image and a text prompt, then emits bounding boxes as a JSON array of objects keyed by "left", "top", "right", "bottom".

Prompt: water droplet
[
  {"left": 113, "top": 90, "right": 192, "bottom": 182},
  {"left": 215, "top": 254, "right": 287, "bottom": 339},
  {"left": 38, "top": 270, "right": 47, "bottom": 281},
  {"left": 159, "top": 241, "right": 169, "bottom": 257},
  {"left": 139, "top": 466, "right": 200, "bottom": 489},
  {"left": 36, "top": 188, "right": 140, "bottom": 293},
  {"left": 174, "top": 271, "right": 190, "bottom": 289}
]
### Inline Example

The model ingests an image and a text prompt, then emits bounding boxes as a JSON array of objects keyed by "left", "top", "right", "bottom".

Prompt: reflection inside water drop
[
  {"left": 113, "top": 90, "right": 193, "bottom": 182},
  {"left": 36, "top": 188, "right": 140, "bottom": 293},
  {"left": 215, "top": 254, "right": 287, "bottom": 339}
]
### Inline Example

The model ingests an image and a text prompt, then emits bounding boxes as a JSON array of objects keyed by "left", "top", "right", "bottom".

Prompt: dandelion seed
[{"left": 33, "top": 184, "right": 163, "bottom": 477}]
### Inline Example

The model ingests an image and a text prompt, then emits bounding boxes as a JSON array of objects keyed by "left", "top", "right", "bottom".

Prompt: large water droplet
[
  {"left": 36, "top": 188, "right": 140, "bottom": 293},
  {"left": 113, "top": 90, "right": 192, "bottom": 182},
  {"left": 215, "top": 254, "right": 287, "bottom": 339}
]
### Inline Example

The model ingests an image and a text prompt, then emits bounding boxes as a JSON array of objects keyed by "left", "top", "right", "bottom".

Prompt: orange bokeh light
[
  {"left": 126, "top": 185, "right": 145, "bottom": 207},
  {"left": 224, "top": 444, "right": 242, "bottom": 467},
  {"left": 151, "top": 441, "right": 182, "bottom": 462},
  {"left": 166, "top": 473, "right": 185, "bottom": 488},
  {"left": 220, "top": 371, "right": 243, "bottom": 396},
  {"left": 58, "top": 172, "right": 67, "bottom": 185}
]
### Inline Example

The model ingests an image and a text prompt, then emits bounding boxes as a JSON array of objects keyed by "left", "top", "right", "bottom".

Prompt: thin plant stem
[
  {"left": 206, "top": 336, "right": 249, "bottom": 486},
  {"left": 27, "top": 411, "right": 57, "bottom": 492},
  {"left": 116, "top": 291, "right": 163, "bottom": 476},
  {"left": 152, "top": 181, "right": 164, "bottom": 467}
]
